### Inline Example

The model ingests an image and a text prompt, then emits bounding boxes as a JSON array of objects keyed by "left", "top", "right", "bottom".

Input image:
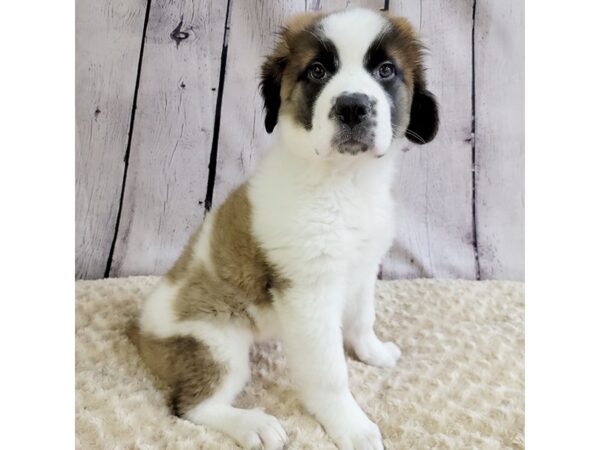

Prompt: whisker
[
  {"left": 373, "top": 26, "right": 389, "bottom": 51},
  {"left": 405, "top": 129, "right": 426, "bottom": 144},
  {"left": 306, "top": 29, "right": 327, "bottom": 48}
]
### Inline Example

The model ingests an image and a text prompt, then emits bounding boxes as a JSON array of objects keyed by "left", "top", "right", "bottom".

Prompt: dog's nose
[{"left": 334, "top": 93, "right": 372, "bottom": 127}]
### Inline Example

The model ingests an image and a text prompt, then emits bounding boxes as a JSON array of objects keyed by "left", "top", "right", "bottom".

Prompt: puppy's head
[{"left": 260, "top": 8, "right": 438, "bottom": 159}]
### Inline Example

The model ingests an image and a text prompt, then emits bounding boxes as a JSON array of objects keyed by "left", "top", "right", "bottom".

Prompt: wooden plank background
[
  {"left": 75, "top": 0, "right": 148, "bottom": 279},
  {"left": 76, "top": 0, "right": 524, "bottom": 280},
  {"left": 474, "top": 0, "right": 525, "bottom": 280},
  {"left": 109, "top": 0, "right": 228, "bottom": 276},
  {"left": 382, "top": 0, "right": 476, "bottom": 279}
]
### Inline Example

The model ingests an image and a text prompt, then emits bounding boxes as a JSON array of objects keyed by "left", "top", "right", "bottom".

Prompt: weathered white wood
[
  {"left": 210, "top": 0, "right": 383, "bottom": 209},
  {"left": 474, "top": 0, "right": 524, "bottom": 280},
  {"left": 306, "top": 0, "right": 383, "bottom": 12},
  {"left": 75, "top": 0, "right": 147, "bottom": 279},
  {"left": 109, "top": 0, "right": 228, "bottom": 276},
  {"left": 382, "top": 0, "right": 477, "bottom": 279}
]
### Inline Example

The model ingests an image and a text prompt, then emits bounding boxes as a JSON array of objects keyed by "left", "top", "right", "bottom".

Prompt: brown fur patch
[
  {"left": 260, "top": 12, "right": 328, "bottom": 132},
  {"left": 262, "top": 11, "right": 326, "bottom": 75},
  {"left": 126, "top": 321, "right": 224, "bottom": 416},
  {"left": 278, "top": 13, "right": 327, "bottom": 101},
  {"left": 165, "top": 226, "right": 202, "bottom": 282},
  {"left": 381, "top": 15, "right": 427, "bottom": 89},
  {"left": 170, "top": 184, "right": 289, "bottom": 322},
  {"left": 382, "top": 15, "right": 439, "bottom": 143}
]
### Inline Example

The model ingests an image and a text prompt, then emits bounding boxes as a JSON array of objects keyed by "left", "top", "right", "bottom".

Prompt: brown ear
[
  {"left": 386, "top": 15, "right": 439, "bottom": 144},
  {"left": 259, "top": 12, "right": 324, "bottom": 133}
]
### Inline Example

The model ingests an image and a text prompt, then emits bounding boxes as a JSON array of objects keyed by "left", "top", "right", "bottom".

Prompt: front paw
[
  {"left": 327, "top": 413, "right": 383, "bottom": 450},
  {"left": 353, "top": 336, "right": 401, "bottom": 368}
]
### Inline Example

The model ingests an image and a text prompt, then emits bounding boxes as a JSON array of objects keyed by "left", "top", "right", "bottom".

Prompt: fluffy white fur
[
  {"left": 248, "top": 148, "right": 398, "bottom": 448},
  {"left": 139, "top": 9, "right": 414, "bottom": 450},
  {"left": 246, "top": 11, "right": 403, "bottom": 448}
]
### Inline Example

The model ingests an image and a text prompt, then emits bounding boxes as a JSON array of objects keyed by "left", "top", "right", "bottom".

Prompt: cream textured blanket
[{"left": 76, "top": 277, "right": 524, "bottom": 449}]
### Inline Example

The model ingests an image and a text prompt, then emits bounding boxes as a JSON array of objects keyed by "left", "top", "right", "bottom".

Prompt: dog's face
[{"left": 260, "top": 8, "right": 439, "bottom": 159}]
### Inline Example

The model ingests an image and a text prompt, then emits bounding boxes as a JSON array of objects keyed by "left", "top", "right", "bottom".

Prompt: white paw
[
  {"left": 328, "top": 414, "right": 383, "bottom": 450},
  {"left": 230, "top": 409, "right": 287, "bottom": 450},
  {"left": 353, "top": 336, "right": 401, "bottom": 368}
]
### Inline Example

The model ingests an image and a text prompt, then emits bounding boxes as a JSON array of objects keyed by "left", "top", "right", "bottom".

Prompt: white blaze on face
[{"left": 314, "top": 9, "right": 393, "bottom": 157}]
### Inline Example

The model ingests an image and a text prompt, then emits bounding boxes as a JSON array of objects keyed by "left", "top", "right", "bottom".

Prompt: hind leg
[{"left": 176, "top": 322, "right": 287, "bottom": 450}]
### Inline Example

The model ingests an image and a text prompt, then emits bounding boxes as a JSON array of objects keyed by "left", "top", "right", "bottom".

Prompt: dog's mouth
[
  {"left": 337, "top": 139, "right": 369, "bottom": 155},
  {"left": 332, "top": 127, "right": 376, "bottom": 155}
]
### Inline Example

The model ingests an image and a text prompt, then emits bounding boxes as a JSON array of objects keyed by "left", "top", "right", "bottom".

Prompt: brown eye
[
  {"left": 308, "top": 62, "right": 327, "bottom": 81},
  {"left": 377, "top": 62, "right": 395, "bottom": 79}
]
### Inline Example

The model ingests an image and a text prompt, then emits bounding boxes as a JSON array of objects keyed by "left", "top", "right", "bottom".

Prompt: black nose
[{"left": 334, "top": 93, "right": 371, "bottom": 127}]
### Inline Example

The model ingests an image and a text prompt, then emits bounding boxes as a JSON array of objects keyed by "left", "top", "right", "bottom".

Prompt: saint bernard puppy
[{"left": 128, "top": 8, "right": 438, "bottom": 450}]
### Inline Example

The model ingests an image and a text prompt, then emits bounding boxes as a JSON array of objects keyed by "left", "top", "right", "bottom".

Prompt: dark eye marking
[
  {"left": 373, "top": 61, "right": 397, "bottom": 80},
  {"left": 292, "top": 29, "right": 339, "bottom": 130},
  {"left": 364, "top": 30, "right": 408, "bottom": 130},
  {"left": 364, "top": 31, "right": 404, "bottom": 83},
  {"left": 307, "top": 62, "right": 329, "bottom": 82}
]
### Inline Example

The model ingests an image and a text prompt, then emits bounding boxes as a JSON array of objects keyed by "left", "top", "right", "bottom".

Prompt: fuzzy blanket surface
[{"left": 76, "top": 277, "right": 524, "bottom": 450}]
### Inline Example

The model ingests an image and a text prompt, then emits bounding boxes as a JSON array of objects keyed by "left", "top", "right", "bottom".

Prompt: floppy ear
[
  {"left": 385, "top": 15, "right": 439, "bottom": 145},
  {"left": 406, "top": 82, "right": 439, "bottom": 144},
  {"left": 260, "top": 55, "right": 286, "bottom": 134}
]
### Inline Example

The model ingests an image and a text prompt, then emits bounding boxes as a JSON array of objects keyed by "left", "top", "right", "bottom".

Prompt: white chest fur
[{"left": 249, "top": 144, "right": 396, "bottom": 285}]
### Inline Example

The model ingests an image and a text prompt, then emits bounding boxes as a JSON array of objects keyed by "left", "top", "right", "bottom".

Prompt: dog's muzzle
[{"left": 330, "top": 92, "right": 377, "bottom": 155}]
